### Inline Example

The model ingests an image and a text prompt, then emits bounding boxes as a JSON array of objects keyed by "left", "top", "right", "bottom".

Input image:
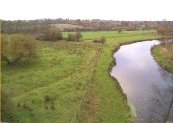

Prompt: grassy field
[
  {"left": 152, "top": 43, "right": 173, "bottom": 72},
  {"left": 2, "top": 30, "right": 159, "bottom": 123}
]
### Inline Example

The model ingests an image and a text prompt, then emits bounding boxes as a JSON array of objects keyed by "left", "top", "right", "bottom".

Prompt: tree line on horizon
[{"left": 2, "top": 19, "right": 171, "bottom": 33}]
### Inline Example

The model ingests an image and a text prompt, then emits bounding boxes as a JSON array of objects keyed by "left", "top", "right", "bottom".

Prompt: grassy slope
[
  {"left": 2, "top": 30, "right": 159, "bottom": 123},
  {"left": 152, "top": 44, "right": 173, "bottom": 72}
]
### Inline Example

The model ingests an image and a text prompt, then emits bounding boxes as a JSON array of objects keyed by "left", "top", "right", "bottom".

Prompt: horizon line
[{"left": 1, "top": 17, "right": 172, "bottom": 21}]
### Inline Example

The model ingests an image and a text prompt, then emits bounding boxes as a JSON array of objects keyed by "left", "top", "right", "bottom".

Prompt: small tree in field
[
  {"left": 1, "top": 34, "right": 37, "bottom": 64},
  {"left": 75, "top": 32, "right": 82, "bottom": 41},
  {"left": 66, "top": 32, "right": 83, "bottom": 42},
  {"left": 118, "top": 28, "right": 122, "bottom": 34},
  {"left": 93, "top": 36, "right": 106, "bottom": 45},
  {"left": 67, "top": 33, "right": 76, "bottom": 41}
]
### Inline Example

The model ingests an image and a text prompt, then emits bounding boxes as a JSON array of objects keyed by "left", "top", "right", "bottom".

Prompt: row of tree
[
  {"left": 1, "top": 20, "right": 50, "bottom": 34},
  {"left": 36, "top": 27, "right": 83, "bottom": 42},
  {"left": 2, "top": 19, "right": 170, "bottom": 33}
]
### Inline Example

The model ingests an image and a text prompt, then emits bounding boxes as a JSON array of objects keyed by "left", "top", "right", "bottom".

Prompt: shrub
[
  {"left": 66, "top": 32, "right": 83, "bottom": 42},
  {"left": 118, "top": 28, "right": 122, "bottom": 34},
  {"left": 157, "top": 23, "right": 173, "bottom": 38},
  {"left": 75, "top": 32, "right": 82, "bottom": 41},
  {"left": 67, "top": 33, "right": 76, "bottom": 41},
  {"left": 93, "top": 36, "right": 106, "bottom": 45},
  {"left": 37, "top": 27, "right": 63, "bottom": 41},
  {"left": 1, "top": 34, "right": 37, "bottom": 64}
]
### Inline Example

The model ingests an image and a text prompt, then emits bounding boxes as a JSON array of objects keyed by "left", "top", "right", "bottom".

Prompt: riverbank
[
  {"left": 152, "top": 43, "right": 173, "bottom": 73},
  {"left": 108, "top": 40, "right": 160, "bottom": 121},
  {"left": 151, "top": 43, "right": 173, "bottom": 122},
  {"left": 111, "top": 40, "right": 173, "bottom": 123},
  {"left": 93, "top": 34, "right": 160, "bottom": 123}
]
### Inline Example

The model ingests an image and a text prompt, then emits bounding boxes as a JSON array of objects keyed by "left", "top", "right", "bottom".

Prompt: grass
[
  {"left": 2, "top": 30, "right": 159, "bottom": 123},
  {"left": 63, "top": 30, "right": 156, "bottom": 41},
  {"left": 152, "top": 43, "right": 173, "bottom": 72}
]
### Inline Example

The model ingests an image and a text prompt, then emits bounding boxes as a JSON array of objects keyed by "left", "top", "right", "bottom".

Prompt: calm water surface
[{"left": 111, "top": 40, "right": 173, "bottom": 123}]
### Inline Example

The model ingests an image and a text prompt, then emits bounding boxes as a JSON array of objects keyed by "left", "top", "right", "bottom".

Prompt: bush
[
  {"left": 75, "top": 32, "right": 82, "bottom": 41},
  {"left": 93, "top": 36, "right": 106, "bottom": 45},
  {"left": 118, "top": 28, "right": 122, "bottom": 33},
  {"left": 66, "top": 32, "right": 83, "bottom": 42},
  {"left": 66, "top": 33, "right": 76, "bottom": 41},
  {"left": 37, "top": 27, "right": 63, "bottom": 41},
  {"left": 1, "top": 34, "right": 37, "bottom": 64},
  {"left": 157, "top": 24, "right": 173, "bottom": 38}
]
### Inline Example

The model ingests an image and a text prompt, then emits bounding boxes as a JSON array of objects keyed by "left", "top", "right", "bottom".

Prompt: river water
[{"left": 111, "top": 40, "right": 173, "bottom": 123}]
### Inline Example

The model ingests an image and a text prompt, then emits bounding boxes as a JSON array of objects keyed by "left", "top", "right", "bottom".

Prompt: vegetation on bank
[
  {"left": 152, "top": 43, "right": 173, "bottom": 72},
  {"left": 153, "top": 21, "right": 173, "bottom": 72},
  {"left": 1, "top": 30, "right": 159, "bottom": 123}
]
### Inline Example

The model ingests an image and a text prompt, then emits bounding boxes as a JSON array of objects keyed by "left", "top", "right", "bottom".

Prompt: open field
[
  {"left": 2, "top": 30, "right": 159, "bottom": 123},
  {"left": 63, "top": 30, "right": 156, "bottom": 41}
]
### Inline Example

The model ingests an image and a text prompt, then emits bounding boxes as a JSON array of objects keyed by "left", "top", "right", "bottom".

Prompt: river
[{"left": 111, "top": 40, "right": 173, "bottom": 123}]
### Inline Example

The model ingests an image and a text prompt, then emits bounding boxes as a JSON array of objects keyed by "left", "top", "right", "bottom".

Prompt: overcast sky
[{"left": 0, "top": 0, "right": 173, "bottom": 21}]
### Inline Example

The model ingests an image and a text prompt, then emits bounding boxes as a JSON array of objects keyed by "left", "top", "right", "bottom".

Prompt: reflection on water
[{"left": 111, "top": 40, "right": 173, "bottom": 123}]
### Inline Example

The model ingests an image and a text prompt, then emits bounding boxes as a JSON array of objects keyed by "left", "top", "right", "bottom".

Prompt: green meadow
[{"left": 2, "top": 30, "right": 159, "bottom": 123}]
